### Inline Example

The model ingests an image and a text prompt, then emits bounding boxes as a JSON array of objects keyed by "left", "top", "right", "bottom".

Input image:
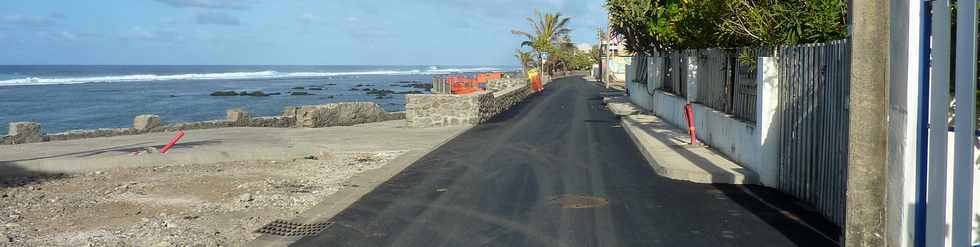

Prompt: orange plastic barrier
[
  {"left": 475, "top": 72, "right": 503, "bottom": 83},
  {"left": 531, "top": 74, "right": 542, "bottom": 92},
  {"left": 445, "top": 73, "right": 507, "bottom": 94}
]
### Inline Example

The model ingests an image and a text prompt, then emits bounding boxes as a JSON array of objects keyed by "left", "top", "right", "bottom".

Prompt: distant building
[{"left": 600, "top": 28, "right": 632, "bottom": 87}]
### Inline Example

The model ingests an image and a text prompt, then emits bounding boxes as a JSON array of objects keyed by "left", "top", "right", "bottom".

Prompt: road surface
[{"left": 293, "top": 77, "right": 839, "bottom": 247}]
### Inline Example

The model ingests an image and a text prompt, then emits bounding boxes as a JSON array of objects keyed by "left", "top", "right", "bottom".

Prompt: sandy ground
[{"left": 0, "top": 150, "right": 405, "bottom": 246}]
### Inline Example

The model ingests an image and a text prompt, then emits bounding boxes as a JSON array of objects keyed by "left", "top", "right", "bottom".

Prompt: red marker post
[
  {"left": 159, "top": 130, "right": 185, "bottom": 154},
  {"left": 683, "top": 103, "right": 697, "bottom": 145}
]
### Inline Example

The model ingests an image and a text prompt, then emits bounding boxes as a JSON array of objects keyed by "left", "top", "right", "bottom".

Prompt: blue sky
[{"left": 0, "top": 0, "right": 608, "bottom": 66}]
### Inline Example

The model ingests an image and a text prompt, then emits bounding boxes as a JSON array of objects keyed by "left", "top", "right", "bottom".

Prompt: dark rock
[
  {"left": 412, "top": 83, "right": 433, "bottom": 89},
  {"left": 354, "top": 84, "right": 364, "bottom": 87},
  {"left": 268, "top": 92, "right": 282, "bottom": 96},
  {"left": 292, "top": 86, "right": 305, "bottom": 90},
  {"left": 366, "top": 89, "right": 395, "bottom": 96},
  {"left": 210, "top": 91, "right": 239, "bottom": 96},
  {"left": 241, "top": 91, "right": 270, "bottom": 96},
  {"left": 327, "top": 96, "right": 335, "bottom": 99},
  {"left": 327, "top": 83, "right": 337, "bottom": 86},
  {"left": 169, "top": 95, "right": 178, "bottom": 97},
  {"left": 291, "top": 92, "right": 315, "bottom": 96},
  {"left": 308, "top": 87, "right": 323, "bottom": 90},
  {"left": 349, "top": 88, "right": 360, "bottom": 91}
]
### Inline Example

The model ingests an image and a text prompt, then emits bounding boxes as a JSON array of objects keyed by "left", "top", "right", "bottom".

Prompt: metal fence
[
  {"left": 694, "top": 49, "right": 731, "bottom": 112},
  {"left": 431, "top": 76, "right": 451, "bottom": 94},
  {"left": 776, "top": 40, "right": 850, "bottom": 226},
  {"left": 690, "top": 48, "right": 768, "bottom": 122},
  {"left": 659, "top": 51, "right": 688, "bottom": 97}
]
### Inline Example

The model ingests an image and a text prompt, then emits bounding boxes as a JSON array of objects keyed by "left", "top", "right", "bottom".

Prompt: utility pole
[{"left": 845, "top": 0, "right": 889, "bottom": 245}]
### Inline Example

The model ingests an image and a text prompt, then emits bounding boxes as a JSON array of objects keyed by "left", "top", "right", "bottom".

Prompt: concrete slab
[
  {"left": 621, "top": 114, "right": 759, "bottom": 184},
  {"left": 603, "top": 96, "right": 641, "bottom": 116},
  {"left": 0, "top": 120, "right": 469, "bottom": 176}
]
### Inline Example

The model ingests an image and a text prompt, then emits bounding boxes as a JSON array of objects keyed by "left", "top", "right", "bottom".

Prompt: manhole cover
[
  {"left": 554, "top": 195, "right": 609, "bottom": 209},
  {"left": 255, "top": 220, "right": 332, "bottom": 237}
]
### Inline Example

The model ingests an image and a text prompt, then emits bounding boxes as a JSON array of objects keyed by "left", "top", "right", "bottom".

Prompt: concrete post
[
  {"left": 755, "top": 57, "right": 779, "bottom": 187},
  {"left": 133, "top": 114, "right": 161, "bottom": 131},
  {"left": 626, "top": 64, "right": 634, "bottom": 88},
  {"left": 685, "top": 52, "right": 698, "bottom": 103},
  {"left": 8, "top": 122, "right": 42, "bottom": 144},
  {"left": 226, "top": 109, "right": 251, "bottom": 125},
  {"left": 649, "top": 57, "right": 663, "bottom": 89},
  {"left": 846, "top": 0, "right": 890, "bottom": 245}
]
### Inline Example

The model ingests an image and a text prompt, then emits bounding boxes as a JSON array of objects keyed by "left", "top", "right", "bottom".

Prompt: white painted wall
[
  {"left": 625, "top": 56, "right": 779, "bottom": 187},
  {"left": 885, "top": 0, "right": 923, "bottom": 245}
]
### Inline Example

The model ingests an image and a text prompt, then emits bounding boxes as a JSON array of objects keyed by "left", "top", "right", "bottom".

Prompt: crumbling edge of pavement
[{"left": 247, "top": 125, "right": 473, "bottom": 247}]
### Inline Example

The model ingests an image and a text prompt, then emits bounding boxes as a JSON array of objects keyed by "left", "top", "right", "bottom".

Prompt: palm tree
[
  {"left": 511, "top": 11, "right": 571, "bottom": 75},
  {"left": 515, "top": 49, "right": 535, "bottom": 75}
]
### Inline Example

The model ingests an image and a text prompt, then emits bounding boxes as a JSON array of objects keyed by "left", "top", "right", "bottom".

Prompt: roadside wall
[
  {"left": 407, "top": 78, "right": 533, "bottom": 128},
  {"left": 625, "top": 57, "right": 779, "bottom": 187},
  {"left": 0, "top": 102, "right": 403, "bottom": 145}
]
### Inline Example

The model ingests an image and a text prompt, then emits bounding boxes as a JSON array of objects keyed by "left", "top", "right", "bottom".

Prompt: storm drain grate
[{"left": 255, "top": 220, "right": 333, "bottom": 237}]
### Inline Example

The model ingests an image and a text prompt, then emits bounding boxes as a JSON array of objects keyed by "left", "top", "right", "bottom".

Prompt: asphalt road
[{"left": 293, "top": 77, "right": 840, "bottom": 247}]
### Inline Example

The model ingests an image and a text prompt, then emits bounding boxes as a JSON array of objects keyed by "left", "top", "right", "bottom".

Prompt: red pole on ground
[
  {"left": 684, "top": 103, "right": 697, "bottom": 145},
  {"left": 159, "top": 130, "right": 185, "bottom": 154}
]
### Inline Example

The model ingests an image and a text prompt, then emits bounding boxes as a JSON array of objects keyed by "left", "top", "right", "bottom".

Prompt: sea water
[{"left": 0, "top": 65, "right": 516, "bottom": 133}]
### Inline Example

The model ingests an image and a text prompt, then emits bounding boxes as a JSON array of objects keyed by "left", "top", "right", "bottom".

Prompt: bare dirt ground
[{"left": 0, "top": 150, "right": 405, "bottom": 246}]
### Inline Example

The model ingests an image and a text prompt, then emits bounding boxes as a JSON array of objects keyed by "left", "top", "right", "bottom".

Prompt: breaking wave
[{"left": 0, "top": 67, "right": 507, "bottom": 86}]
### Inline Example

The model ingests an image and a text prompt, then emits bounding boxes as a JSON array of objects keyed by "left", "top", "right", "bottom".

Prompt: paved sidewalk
[{"left": 605, "top": 96, "right": 758, "bottom": 184}]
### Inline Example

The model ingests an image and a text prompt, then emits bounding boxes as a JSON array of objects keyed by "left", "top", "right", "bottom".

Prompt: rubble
[{"left": 0, "top": 150, "right": 405, "bottom": 246}]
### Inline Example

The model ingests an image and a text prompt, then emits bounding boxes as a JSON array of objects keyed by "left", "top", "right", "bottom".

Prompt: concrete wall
[
  {"left": 1, "top": 102, "right": 403, "bottom": 145},
  {"left": 487, "top": 78, "right": 528, "bottom": 91},
  {"left": 284, "top": 102, "right": 395, "bottom": 128},
  {"left": 406, "top": 79, "right": 533, "bottom": 128},
  {"left": 625, "top": 57, "right": 780, "bottom": 187}
]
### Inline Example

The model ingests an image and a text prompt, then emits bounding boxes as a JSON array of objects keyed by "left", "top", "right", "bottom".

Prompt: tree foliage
[
  {"left": 605, "top": 0, "right": 848, "bottom": 53},
  {"left": 512, "top": 11, "right": 572, "bottom": 73}
]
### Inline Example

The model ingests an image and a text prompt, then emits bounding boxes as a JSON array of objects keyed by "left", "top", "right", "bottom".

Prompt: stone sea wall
[
  {"left": 0, "top": 102, "right": 404, "bottom": 145},
  {"left": 406, "top": 78, "right": 534, "bottom": 128}
]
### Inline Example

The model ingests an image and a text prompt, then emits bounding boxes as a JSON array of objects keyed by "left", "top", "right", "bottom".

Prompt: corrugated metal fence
[
  {"left": 776, "top": 40, "right": 850, "bottom": 226},
  {"left": 692, "top": 48, "right": 767, "bottom": 122},
  {"left": 660, "top": 51, "right": 688, "bottom": 97}
]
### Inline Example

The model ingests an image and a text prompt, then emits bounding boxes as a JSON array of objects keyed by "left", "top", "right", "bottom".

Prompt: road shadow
[
  {"left": 714, "top": 184, "right": 842, "bottom": 245},
  {"left": 608, "top": 94, "right": 840, "bottom": 244},
  {"left": 1, "top": 140, "right": 223, "bottom": 162},
  {"left": 0, "top": 161, "right": 69, "bottom": 188}
]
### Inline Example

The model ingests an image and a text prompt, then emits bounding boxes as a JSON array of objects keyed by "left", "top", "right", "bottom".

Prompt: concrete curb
[
  {"left": 247, "top": 125, "right": 473, "bottom": 246},
  {"left": 618, "top": 111, "right": 759, "bottom": 185}
]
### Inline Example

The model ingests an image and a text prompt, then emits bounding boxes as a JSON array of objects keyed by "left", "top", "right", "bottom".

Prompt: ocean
[{"left": 0, "top": 65, "right": 517, "bottom": 134}]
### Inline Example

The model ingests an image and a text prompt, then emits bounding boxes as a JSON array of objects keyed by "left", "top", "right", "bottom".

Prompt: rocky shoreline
[{"left": 208, "top": 81, "right": 432, "bottom": 98}]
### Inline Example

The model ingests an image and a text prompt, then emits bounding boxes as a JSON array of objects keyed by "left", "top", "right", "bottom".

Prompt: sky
[{"left": 0, "top": 0, "right": 608, "bottom": 66}]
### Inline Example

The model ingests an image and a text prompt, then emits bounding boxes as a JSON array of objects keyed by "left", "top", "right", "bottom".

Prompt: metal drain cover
[
  {"left": 255, "top": 220, "right": 333, "bottom": 237},
  {"left": 554, "top": 195, "right": 609, "bottom": 209}
]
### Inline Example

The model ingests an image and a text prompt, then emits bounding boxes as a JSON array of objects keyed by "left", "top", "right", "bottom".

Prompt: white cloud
[
  {"left": 299, "top": 13, "right": 317, "bottom": 25},
  {"left": 57, "top": 31, "right": 78, "bottom": 41},
  {"left": 0, "top": 14, "right": 57, "bottom": 28},
  {"left": 195, "top": 11, "right": 241, "bottom": 26},
  {"left": 120, "top": 26, "right": 185, "bottom": 43},
  {"left": 336, "top": 16, "right": 393, "bottom": 40},
  {"left": 155, "top": 0, "right": 258, "bottom": 10}
]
